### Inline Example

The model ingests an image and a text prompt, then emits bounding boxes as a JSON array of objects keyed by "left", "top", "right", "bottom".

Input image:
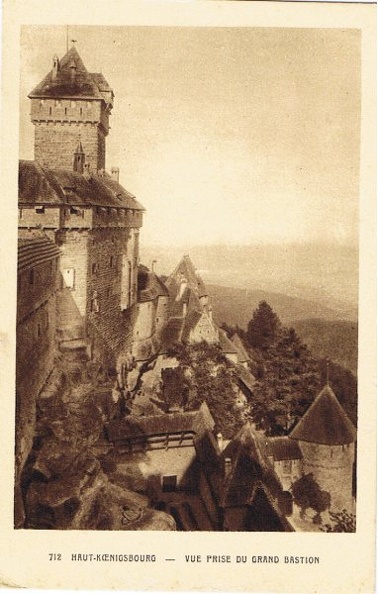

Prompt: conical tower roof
[
  {"left": 290, "top": 384, "right": 356, "bottom": 445},
  {"left": 29, "top": 46, "right": 112, "bottom": 103}
]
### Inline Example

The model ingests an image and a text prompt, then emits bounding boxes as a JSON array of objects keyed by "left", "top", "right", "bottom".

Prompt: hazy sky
[{"left": 20, "top": 26, "right": 361, "bottom": 246}]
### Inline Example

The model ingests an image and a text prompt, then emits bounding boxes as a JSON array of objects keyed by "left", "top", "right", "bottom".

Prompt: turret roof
[
  {"left": 29, "top": 46, "right": 113, "bottom": 104},
  {"left": 290, "top": 384, "right": 356, "bottom": 445}
]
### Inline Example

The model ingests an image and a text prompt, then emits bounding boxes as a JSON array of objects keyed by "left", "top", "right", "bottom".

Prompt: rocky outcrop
[{"left": 22, "top": 360, "right": 176, "bottom": 531}]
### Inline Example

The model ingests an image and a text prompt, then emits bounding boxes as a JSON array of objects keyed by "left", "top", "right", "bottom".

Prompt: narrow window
[
  {"left": 64, "top": 107, "right": 67, "bottom": 115},
  {"left": 37, "top": 323, "right": 41, "bottom": 337},
  {"left": 80, "top": 107, "right": 83, "bottom": 116},
  {"left": 29, "top": 269, "right": 34, "bottom": 285},
  {"left": 110, "top": 256, "right": 114, "bottom": 268},
  {"left": 18, "top": 208, "right": 23, "bottom": 219},
  {"left": 162, "top": 475, "right": 177, "bottom": 493},
  {"left": 91, "top": 291, "right": 99, "bottom": 313},
  {"left": 49, "top": 107, "right": 52, "bottom": 116}
]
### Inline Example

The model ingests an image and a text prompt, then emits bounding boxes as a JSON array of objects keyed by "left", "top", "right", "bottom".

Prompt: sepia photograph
[
  {"left": 0, "top": 1, "right": 376, "bottom": 592},
  {"left": 15, "top": 23, "right": 360, "bottom": 534}
]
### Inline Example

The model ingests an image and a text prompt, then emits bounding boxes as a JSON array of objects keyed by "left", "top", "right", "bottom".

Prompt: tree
[
  {"left": 321, "top": 510, "right": 356, "bottom": 533},
  {"left": 166, "top": 342, "right": 247, "bottom": 438},
  {"left": 246, "top": 301, "right": 280, "bottom": 350},
  {"left": 249, "top": 324, "right": 321, "bottom": 435}
]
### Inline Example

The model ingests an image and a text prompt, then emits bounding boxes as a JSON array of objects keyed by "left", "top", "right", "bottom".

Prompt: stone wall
[
  {"left": 15, "top": 258, "right": 59, "bottom": 527},
  {"left": 113, "top": 446, "right": 198, "bottom": 493},
  {"left": 31, "top": 99, "right": 107, "bottom": 171},
  {"left": 299, "top": 440, "right": 355, "bottom": 513}
]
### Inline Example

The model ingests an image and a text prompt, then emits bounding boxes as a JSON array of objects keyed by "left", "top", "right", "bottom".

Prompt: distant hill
[
  {"left": 207, "top": 284, "right": 357, "bottom": 375},
  {"left": 291, "top": 318, "right": 358, "bottom": 376},
  {"left": 208, "top": 284, "right": 352, "bottom": 327},
  {"left": 141, "top": 242, "right": 358, "bottom": 321}
]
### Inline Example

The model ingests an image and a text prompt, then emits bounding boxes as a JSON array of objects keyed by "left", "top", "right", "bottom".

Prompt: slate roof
[
  {"left": 221, "top": 423, "right": 282, "bottom": 508},
  {"left": 18, "top": 233, "right": 61, "bottom": 273},
  {"left": 160, "top": 317, "right": 185, "bottom": 351},
  {"left": 19, "top": 160, "right": 144, "bottom": 210},
  {"left": 137, "top": 266, "right": 169, "bottom": 303},
  {"left": 290, "top": 384, "right": 357, "bottom": 445},
  {"left": 219, "top": 329, "right": 239, "bottom": 355},
  {"left": 236, "top": 365, "right": 256, "bottom": 394},
  {"left": 106, "top": 402, "right": 214, "bottom": 443},
  {"left": 231, "top": 333, "right": 250, "bottom": 364},
  {"left": 165, "top": 255, "right": 207, "bottom": 300},
  {"left": 29, "top": 46, "right": 113, "bottom": 104},
  {"left": 268, "top": 437, "right": 303, "bottom": 461}
]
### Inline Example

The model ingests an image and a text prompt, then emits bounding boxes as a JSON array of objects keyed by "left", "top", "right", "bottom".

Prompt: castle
[
  {"left": 16, "top": 45, "right": 356, "bottom": 531},
  {"left": 16, "top": 46, "right": 146, "bottom": 526}
]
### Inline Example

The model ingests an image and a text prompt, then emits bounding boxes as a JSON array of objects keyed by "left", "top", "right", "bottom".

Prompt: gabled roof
[
  {"left": 290, "top": 384, "right": 356, "bottom": 445},
  {"left": 18, "top": 233, "right": 60, "bottom": 273},
  {"left": 29, "top": 46, "right": 113, "bottom": 104},
  {"left": 231, "top": 333, "right": 250, "bottom": 364},
  {"left": 137, "top": 267, "right": 169, "bottom": 303},
  {"left": 219, "top": 329, "right": 239, "bottom": 355},
  {"left": 19, "top": 160, "right": 144, "bottom": 210},
  {"left": 236, "top": 365, "right": 256, "bottom": 394},
  {"left": 106, "top": 402, "right": 214, "bottom": 443},
  {"left": 221, "top": 423, "right": 282, "bottom": 508},
  {"left": 165, "top": 255, "right": 207, "bottom": 300}
]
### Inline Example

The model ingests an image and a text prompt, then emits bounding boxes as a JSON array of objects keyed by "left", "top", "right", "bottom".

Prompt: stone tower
[
  {"left": 290, "top": 384, "right": 356, "bottom": 513},
  {"left": 29, "top": 46, "right": 113, "bottom": 171},
  {"left": 19, "top": 46, "right": 144, "bottom": 370}
]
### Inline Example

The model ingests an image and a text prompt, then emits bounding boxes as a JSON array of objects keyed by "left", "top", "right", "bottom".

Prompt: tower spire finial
[{"left": 326, "top": 358, "right": 330, "bottom": 386}]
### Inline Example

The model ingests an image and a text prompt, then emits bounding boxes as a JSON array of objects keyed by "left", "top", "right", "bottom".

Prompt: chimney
[
  {"left": 111, "top": 167, "right": 120, "bottom": 183},
  {"left": 224, "top": 457, "right": 232, "bottom": 478},
  {"left": 52, "top": 55, "right": 60, "bottom": 80},
  {"left": 83, "top": 162, "right": 91, "bottom": 179}
]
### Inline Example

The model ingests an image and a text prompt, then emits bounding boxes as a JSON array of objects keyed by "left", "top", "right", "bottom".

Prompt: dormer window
[{"left": 35, "top": 206, "right": 45, "bottom": 214}]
